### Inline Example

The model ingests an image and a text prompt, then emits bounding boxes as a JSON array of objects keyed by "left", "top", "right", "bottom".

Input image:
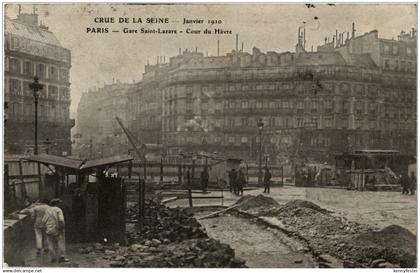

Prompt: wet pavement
[
  {"left": 170, "top": 186, "right": 417, "bottom": 234},
  {"left": 197, "top": 212, "right": 315, "bottom": 268}
]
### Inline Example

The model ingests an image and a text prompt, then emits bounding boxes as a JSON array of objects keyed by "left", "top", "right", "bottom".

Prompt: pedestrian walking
[
  {"left": 263, "top": 167, "right": 272, "bottom": 193},
  {"left": 200, "top": 167, "right": 209, "bottom": 193},
  {"left": 42, "top": 199, "right": 69, "bottom": 263},
  {"left": 228, "top": 169, "right": 237, "bottom": 193},
  {"left": 238, "top": 169, "right": 246, "bottom": 196},
  {"left": 401, "top": 173, "right": 410, "bottom": 195},
  {"left": 409, "top": 172, "right": 417, "bottom": 195},
  {"left": 20, "top": 199, "right": 50, "bottom": 256}
]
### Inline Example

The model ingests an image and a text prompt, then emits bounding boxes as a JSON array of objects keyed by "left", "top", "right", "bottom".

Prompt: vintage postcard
[{"left": 2, "top": 3, "right": 417, "bottom": 270}]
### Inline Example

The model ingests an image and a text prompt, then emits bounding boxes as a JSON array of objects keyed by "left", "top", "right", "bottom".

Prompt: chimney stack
[
  {"left": 157, "top": 56, "right": 159, "bottom": 64},
  {"left": 179, "top": 48, "right": 181, "bottom": 55},
  {"left": 217, "top": 40, "right": 220, "bottom": 56},
  {"left": 303, "top": 23, "right": 306, "bottom": 50},
  {"left": 241, "top": 42, "right": 244, "bottom": 52},
  {"left": 352, "top": 23, "right": 355, "bottom": 38},
  {"left": 236, "top": 34, "right": 239, "bottom": 52}
]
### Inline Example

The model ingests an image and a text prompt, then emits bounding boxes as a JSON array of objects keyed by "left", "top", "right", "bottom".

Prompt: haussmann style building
[{"left": 4, "top": 12, "right": 73, "bottom": 156}]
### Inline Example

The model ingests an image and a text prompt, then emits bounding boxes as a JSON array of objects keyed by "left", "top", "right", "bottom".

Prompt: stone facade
[
  {"left": 76, "top": 27, "right": 416, "bottom": 165},
  {"left": 4, "top": 13, "right": 73, "bottom": 155},
  {"left": 74, "top": 81, "right": 133, "bottom": 159}
]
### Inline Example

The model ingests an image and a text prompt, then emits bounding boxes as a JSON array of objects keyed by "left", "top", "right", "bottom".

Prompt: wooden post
[
  {"left": 192, "top": 159, "right": 195, "bottom": 187},
  {"left": 138, "top": 178, "right": 146, "bottom": 228},
  {"left": 281, "top": 165, "right": 284, "bottom": 184},
  {"left": 187, "top": 169, "right": 193, "bottom": 207},
  {"left": 4, "top": 164, "right": 10, "bottom": 213},
  {"left": 178, "top": 164, "right": 182, "bottom": 184},
  {"left": 18, "top": 159, "right": 27, "bottom": 200},
  {"left": 160, "top": 157, "right": 163, "bottom": 182},
  {"left": 128, "top": 161, "right": 132, "bottom": 179}
]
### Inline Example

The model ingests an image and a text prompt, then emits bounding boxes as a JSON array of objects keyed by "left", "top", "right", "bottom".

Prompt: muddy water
[{"left": 196, "top": 212, "right": 316, "bottom": 268}]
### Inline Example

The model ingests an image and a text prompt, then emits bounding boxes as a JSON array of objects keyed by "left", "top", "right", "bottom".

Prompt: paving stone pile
[
  {"left": 262, "top": 200, "right": 416, "bottom": 268},
  {"left": 126, "top": 200, "right": 207, "bottom": 243},
  {"left": 82, "top": 200, "right": 246, "bottom": 268}
]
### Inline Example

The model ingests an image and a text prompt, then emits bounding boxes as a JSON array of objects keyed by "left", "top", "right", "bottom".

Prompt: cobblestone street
[{"left": 171, "top": 186, "right": 417, "bottom": 234}]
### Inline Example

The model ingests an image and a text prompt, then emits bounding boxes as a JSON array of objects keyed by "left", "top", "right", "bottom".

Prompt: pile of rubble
[
  {"left": 234, "top": 194, "right": 280, "bottom": 214},
  {"left": 79, "top": 238, "right": 245, "bottom": 268},
  {"left": 103, "top": 200, "right": 245, "bottom": 268},
  {"left": 265, "top": 200, "right": 416, "bottom": 268},
  {"left": 126, "top": 200, "right": 207, "bottom": 243}
]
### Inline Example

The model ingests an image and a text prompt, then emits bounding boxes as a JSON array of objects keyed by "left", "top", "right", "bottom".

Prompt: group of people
[
  {"left": 20, "top": 198, "right": 69, "bottom": 264},
  {"left": 228, "top": 168, "right": 247, "bottom": 196},
  {"left": 400, "top": 171, "right": 417, "bottom": 195}
]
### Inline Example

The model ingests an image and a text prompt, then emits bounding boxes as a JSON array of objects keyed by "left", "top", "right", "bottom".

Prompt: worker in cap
[{"left": 42, "top": 199, "right": 69, "bottom": 263}]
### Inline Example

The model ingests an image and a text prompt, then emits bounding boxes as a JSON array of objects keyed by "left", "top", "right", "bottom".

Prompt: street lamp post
[
  {"left": 29, "top": 77, "right": 43, "bottom": 155},
  {"left": 257, "top": 118, "right": 264, "bottom": 184}
]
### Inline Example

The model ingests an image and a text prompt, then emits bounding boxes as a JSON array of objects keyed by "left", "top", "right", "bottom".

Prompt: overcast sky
[{"left": 5, "top": 4, "right": 417, "bottom": 114}]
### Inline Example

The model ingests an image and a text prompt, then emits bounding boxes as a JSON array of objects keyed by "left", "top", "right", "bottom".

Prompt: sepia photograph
[{"left": 2, "top": 2, "right": 418, "bottom": 269}]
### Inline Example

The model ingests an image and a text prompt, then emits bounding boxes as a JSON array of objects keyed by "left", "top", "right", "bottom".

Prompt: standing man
[
  {"left": 238, "top": 169, "right": 246, "bottom": 196},
  {"left": 42, "top": 199, "right": 68, "bottom": 263},
  {"left": 200, "top": 167, "right": 209, "bottom": 193},
  {"left": 409, "top": 172, "right": 417, "bottom": 195},
  {"left": 20, "top": 199, "right": 49, "bottom": 256},
  {"left": 228, "top": 168, "right": 237, "bottom": 193},
  {"left": 263, "top": 167, "right": 272, "bottom": 194},
  {"left": 401, "top": 173, "right": 410, "bottom": 195}
]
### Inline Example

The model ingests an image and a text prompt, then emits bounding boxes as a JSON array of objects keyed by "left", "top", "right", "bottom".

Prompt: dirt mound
[
  {"left": 234, "top": 194, "right": 280, "bottom": 211},
  {"left": 281, "top": 199, "right": 329, "bottom": 214},
  {"left": 354, "top": 225, "right": 416, "bottom": 253}
]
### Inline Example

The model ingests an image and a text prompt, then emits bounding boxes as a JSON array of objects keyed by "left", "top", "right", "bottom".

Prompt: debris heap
[
  {"left": 84, "top": 200, "right": 247, "bottom": 268},
  {"left": 126, "top": 200, "right": 207, "bottom": 243},
  {"left": 233, "top": 194, "right": 280, "bottom": 214},
  {"left": 264, "top": 200, "right": 416, "bottom": 268}
]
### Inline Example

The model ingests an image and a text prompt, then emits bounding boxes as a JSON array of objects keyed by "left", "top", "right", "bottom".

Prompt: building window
[
  {"left": 228, "top": 118, "right": 235, "bottom": 127},
  {"left": 384, "top": 59, "right": 390, "bottom": 69},
  {"left": 407, "top": 47, "right": 412, "bottom": 56},
  {"left": 269, "top": 117, "right": 275, "bottom": 127},
  {"left": 325, "top": 100, "right": 333, "bottom": 113},
  {"left": 325, "top": 117, "right": 333, "bottom": 128},
  {"left": 23, "top": 61, "right": 33, "bottom": 76},
  {"left": 241, "top": 136, "right": 248, "bottom": 144},
  {"left": 10, "top": 58, "right": 20, "bottom": 74},
  {"left": 383, "top": 44, "right": 390, "bottom": 54},
  {"left": 341, "top": 118, "right": 348, "bottom": 129},
  {"left": 215, "top": 136, "right": 222, "bottom": 143},
  {"left": 10, "top": 79, "right": 21, "bottom": 95},
  {"left": 256, "top": 101, "right": 263, "bottom": 109},
  {"left": 186, "top": 102, "right": 193, "bottom": 114},
  {"left": 241, "top": 101, "right": 249, "bottom": 109},
  {"left": 49, "top": 66, "right": 58, "bottom": 80},
  {"left": 48, "top": 85, "right": 58, "bottom": 100},
  {"left": 355, "top": 119, "right": 363, "bottom": 129},
  {"left": 241, "top": 118, "right": 248, "bottom": 126},
  {"left": 393, "top": 46, "right": 398, "bottom": 55},
  {"left": 297, "top": 118, "right": 304, "bottom": 128},
  {"left": 282, "top": 101, "right": 289, "bottom": 109},
  {"left": 36, "top": 63, "right": 46, "bottom": 79},
  {"left": 310, "top": 100, "right": 318, "bottom": 113},
  {"left": 228, "top": 136, "right": 235, "bottom": 143},
  {"left": 369, "top": 120, "right": 376, "bottom": 129},
  {"left": 201, "top": 102, "right": 208, "bottom": 114}
]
